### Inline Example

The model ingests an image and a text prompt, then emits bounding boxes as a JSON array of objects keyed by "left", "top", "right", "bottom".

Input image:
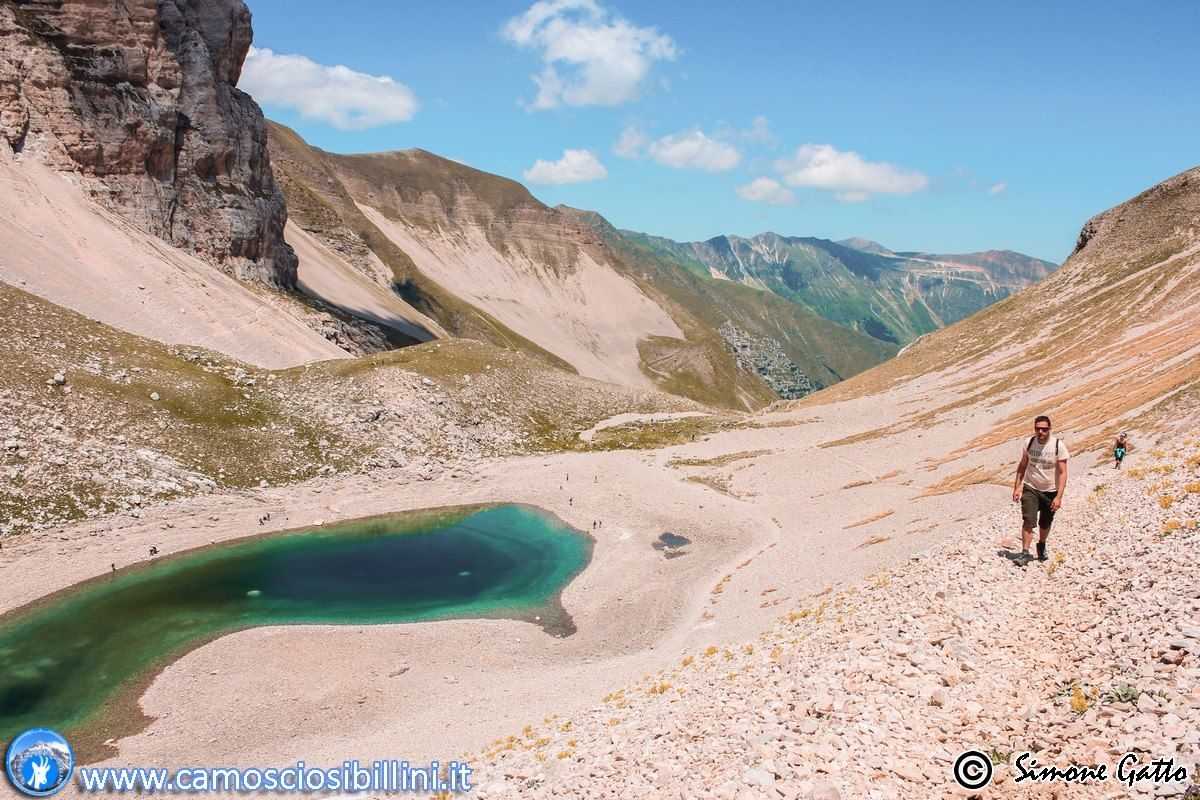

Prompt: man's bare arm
[
  {"left": 1052, "top": 459, "right": 1069, "bottom": 509},
  {"left": 1013, "top": 451, "right": 1029, "bottom": 502}
]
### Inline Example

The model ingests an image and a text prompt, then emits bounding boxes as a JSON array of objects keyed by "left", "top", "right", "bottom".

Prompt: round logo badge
[{"left": 5, "top": 729, "right": 75, "bottom": 797}]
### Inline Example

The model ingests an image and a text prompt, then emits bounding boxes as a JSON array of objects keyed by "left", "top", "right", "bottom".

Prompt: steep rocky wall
[{"left": 0, "top": 0, "right": 295, "bottom": 287}]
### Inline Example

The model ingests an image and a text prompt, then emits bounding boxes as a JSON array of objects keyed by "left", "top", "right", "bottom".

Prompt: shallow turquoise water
[{"left": 0, "top": 504, "right": 591, "bottom": 742}]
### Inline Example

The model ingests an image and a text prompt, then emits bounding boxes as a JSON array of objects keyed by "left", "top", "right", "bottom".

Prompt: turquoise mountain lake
[{"left": 0, "top": 504, "right": 591, "bottom": 750}]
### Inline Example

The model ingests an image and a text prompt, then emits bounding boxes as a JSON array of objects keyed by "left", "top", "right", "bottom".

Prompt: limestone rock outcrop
[{"left": 0, "top": 0, "right": 296, "bottom": 286}]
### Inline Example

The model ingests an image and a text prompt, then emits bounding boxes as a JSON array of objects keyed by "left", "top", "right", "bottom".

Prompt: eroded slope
[
  {"left": 267, "top": 123, "right": 777, "bottom": 409},
  {"left": 801, "top": 165, "right": 1200, "bottom": 459}
]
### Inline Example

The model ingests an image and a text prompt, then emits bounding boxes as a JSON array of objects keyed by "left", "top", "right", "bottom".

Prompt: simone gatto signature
[{"left": 1013, "top": 752, "right": 1190, "bottom": 788}]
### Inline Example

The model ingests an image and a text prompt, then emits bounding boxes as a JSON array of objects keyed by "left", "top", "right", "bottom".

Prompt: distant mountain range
[
  {"left": 814, "top": 164, "right": 1200, "bottom": 456},
  {"left": 565, "top": 208, "right": 897, "bottom": 393},
  {"left": 267, "top": 116, "right": 1053, "bottom": 404},
  {"left": 612, "top": 230, "right": 1057, "bottom": 344},
  {"left": 0, "top": 0, "right": 1055, "bottom": 410}
]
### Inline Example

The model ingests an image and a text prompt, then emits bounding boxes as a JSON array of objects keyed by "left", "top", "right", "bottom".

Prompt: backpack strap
[{"left": 1027, "top": 436, "right": 1036, "bottom": 452}]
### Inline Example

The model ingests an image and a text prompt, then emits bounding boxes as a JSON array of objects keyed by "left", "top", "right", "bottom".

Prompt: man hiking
[{"left": 1012, "top": 415, "right": 1069, "bottom": 565}]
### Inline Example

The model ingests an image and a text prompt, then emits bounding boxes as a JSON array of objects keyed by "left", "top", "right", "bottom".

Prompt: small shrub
[
  {"left": 1070, "top": 685, "right": 1091, "bottom": 714},
  {"left": 1106, "top": 683, "right": 1141, "bottom": 704},
  {"left": 986, "top": 746, "right": 1011, "bottom": 765}
]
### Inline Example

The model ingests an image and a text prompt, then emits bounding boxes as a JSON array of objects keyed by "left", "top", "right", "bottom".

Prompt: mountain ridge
[
  {"left": 267, "top": 121, "right": 787, "bottom": 409},
  {"left": 616, "top": 226, "right": 1056, "bottom": 344},
  {"left": 568, "top": 206, "right": 898, "bottom": 395},
  {"left": 801, "top": 163, "right": 1200, "bottom": 454}
]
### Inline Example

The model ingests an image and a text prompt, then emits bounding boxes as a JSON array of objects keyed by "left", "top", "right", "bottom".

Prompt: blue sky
[{"left": 241, "top": 0, "right": 1199, "bottom": 262}]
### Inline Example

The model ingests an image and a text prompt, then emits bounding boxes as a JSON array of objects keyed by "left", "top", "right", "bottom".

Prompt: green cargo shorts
[{"left": 1021, "top": 486, "right": 1058, "bottom": 530}]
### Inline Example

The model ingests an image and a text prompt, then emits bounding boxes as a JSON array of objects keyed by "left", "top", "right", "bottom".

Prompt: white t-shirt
[{"left": 1021, "top": 435, "right": 1069, "bottom": 491}]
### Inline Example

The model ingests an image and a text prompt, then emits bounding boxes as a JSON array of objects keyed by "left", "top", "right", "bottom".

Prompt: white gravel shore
[{"left": 469, "top": 438, "right": 1200, "bottom": 799}]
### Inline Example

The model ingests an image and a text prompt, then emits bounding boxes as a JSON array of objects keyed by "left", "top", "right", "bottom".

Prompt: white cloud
[
  {"left": 774, "top": 144, "right": 929, "bottom": 201},
  {"left": 239, "top": 47, "right": 417, "bottom": 130},
  {"left": 646, "top": 130, "right": 741, "bottom": 172},
  {"left": 502, "top": 0, "right": 677, "bottom": 110},
  {"left": 988, "top": 181, "right": 1008, "bottom": 196},
  {"left": 739, "top": 115, "right": 777, "bottom": 144},
  {"left": 613, "top": 126, "right": 648, "bottom": 160},
  {"left": 523, "top": 149, "right": 608, "bottom": 185},
  {"left": 734, "top": 177, "right": 798, "bottom": 206}
]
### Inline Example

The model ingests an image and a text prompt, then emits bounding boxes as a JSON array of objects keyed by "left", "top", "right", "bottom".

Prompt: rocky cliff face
[{"left": 0, "top": 0, "right": 295, "bottom": 287}]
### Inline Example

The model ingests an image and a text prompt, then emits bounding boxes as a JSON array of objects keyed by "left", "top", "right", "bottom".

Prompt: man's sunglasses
[{"left": 1034, "top": 426, "right": 1050, "bottom": 432}]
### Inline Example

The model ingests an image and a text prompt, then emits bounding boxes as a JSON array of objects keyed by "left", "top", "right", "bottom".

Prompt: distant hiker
[
  {"left": 1114, "top": 432, "right": 1129, "bottom": 469},
  {"left": 1012, "top": 415, "right": 1070, "bottom": 565},
  {"left": 111, "top": 563, "right": 116, "bottom": 572},
  {"left": 149, "top": 546, "right": 158, "bottom": 556}
]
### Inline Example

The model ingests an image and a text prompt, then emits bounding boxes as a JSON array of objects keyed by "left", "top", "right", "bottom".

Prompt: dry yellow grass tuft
[
  {"left": 668, "top": 449, "right": 773, "bottom": 468},
  {"left": 1070, "top": 685, "right": 1091, "bottom": 714},
  {"left": 915, "top": 465, "right": 1007, "bottom": 498},
  {"left": 856, "top": 535, "right": 891, "bottom": 549},
  {"left": 843, "top": 509, "right": 896, "bottom": 529}
]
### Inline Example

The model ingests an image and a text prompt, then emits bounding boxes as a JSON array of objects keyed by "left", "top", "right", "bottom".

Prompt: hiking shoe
[{"left": 1037, "top": 542, "right": 1048, "bottom": 562}]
